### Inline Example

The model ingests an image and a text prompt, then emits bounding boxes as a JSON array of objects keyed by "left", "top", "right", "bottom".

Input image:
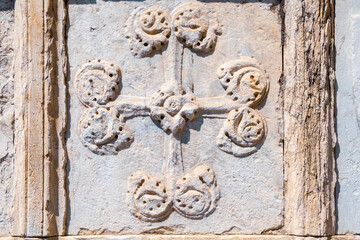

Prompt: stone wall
[
  {"left": 0, "top": 0, "right": 14, "bottom": 236},
  {"left": 0, "top": 0, "right": 355, "bottom": 239}
]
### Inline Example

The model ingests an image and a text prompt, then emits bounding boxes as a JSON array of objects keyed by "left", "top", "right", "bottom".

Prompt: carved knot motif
[
  {"left": 75, "top": 2, "right": 269, "bottom": 222},
  {"left": 149, "top": 80, "right": 200, "bottom": 135}
]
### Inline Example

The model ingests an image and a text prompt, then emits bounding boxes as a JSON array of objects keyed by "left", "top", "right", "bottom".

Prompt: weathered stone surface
[
  {"left": 283, "top": 0, "right": 336, "bottom": 235},
  {"left": 0, "top": 0, "right": 14, "bottom": 236},
  {"left": 66, "top": 0, "right": 283, "bottom": 235},
  {"left": 0, "top": 0, "right": 339, "bottom": 238},
  {"left": 336, "top": 0, "right": 360, "bottom": 234},
  {"left": 52, "top": 236, "right": 329, "bottom": 240}
]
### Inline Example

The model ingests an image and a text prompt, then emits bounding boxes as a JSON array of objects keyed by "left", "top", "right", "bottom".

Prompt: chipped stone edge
[
  {"left": 0, "top": 236, "right": 334, "bottom": 240},
  {"left": 11, "top": 0, "right": 68, "bottom": 237},
  {"left": 283, "top": 0, "right": 336, "bottom": 236},
  {"left": 2, "top": 235, "right": 360, "bottom": 240}
]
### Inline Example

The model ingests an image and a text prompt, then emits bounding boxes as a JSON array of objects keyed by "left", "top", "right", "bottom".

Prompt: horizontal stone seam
[{"left": 3, "top": 234, "right": 359, "bottom": 239}]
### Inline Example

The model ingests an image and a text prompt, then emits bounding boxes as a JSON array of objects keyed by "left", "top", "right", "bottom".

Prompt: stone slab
[
  {"left": 66, "top": 0, "right": 283, "bottom": 235},
  {"left": 336, "top": 0, "right": 360, "bottom": 234}
]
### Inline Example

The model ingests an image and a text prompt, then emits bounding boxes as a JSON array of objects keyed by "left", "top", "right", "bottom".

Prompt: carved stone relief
[
  {"left": 75, "top": 2, "right": 268, "bottom": 222},
  {"left": 67, "top": 0, "right": 282, "bottom": 234}
]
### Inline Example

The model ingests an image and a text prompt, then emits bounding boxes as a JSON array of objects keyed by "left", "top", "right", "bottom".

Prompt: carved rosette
[
  {"left": 216, "top": 57, "right": 269, "bottom": 157},
  {"left": 76, "top": 60, "right": 134, "bottom": 154},
  {"left": 149, "top": 81, "right": 200, "bottom": 135},
  {"left": 125, "top": 6, "right": 171, "bottom": 57},
  {"left": 172, "top": 2, "right": 221, "bottom": 53},
  {"left": 127, "top": 165, "right": 219, "bottom": 221}
]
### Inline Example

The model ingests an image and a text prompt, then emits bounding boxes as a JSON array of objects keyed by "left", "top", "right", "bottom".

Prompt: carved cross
[{"left": 75, "top": 2, "right": 269, "bottom": 222}]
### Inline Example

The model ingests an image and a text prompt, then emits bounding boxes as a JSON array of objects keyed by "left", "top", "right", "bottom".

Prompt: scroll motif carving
[
  {"left": 76, "top": 60, "right": 137, "bottom": 154},
  {"left": 76, "top": 2, "right": 270, "bottom": 223},
  {"left": 216, "top": 57, "right": 269, "bottom": 157},
  {"left": 127, "top": 165, "right": 219, "bottom": 221},
  {"left": 217, "top": 107, "right": 266, "bottom": 157},
  {"left": 127, "top": 171, "right": 172, "bottom": 222},
  {"left": 173, "top": 165, "right": 219, "bottom": 219},
  {"left": 78, "top": 107, "right": 134, "bottom": 155},
  {"left": 126, "top": 3, "right": 221, "bottom": 56},
  {"left": 217, "top": 57, "right": 269, "bottom": 106},
  {"left": 125, "top": 6, "right": 171, "bottom": 57},
  {"left": 75, "top": 59, "right": 121, "bottom": 107},
  {"left": 172, "top": 3, "right": 222, "bottom": 53}
]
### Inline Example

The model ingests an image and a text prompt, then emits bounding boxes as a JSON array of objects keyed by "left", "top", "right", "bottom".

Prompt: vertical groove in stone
[
  {"left": 283, "top": 0, "right": 336, "bottom": 236},
  {"left": 12, "top": 0, "right": 68, "bottom": 237},
  {"left": 43, "top": 0, "right": 68, "bottom": 236}
]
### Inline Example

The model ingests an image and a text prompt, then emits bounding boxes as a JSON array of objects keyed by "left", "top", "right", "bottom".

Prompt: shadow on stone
[{"left": 0, "top": 0, "right": 14, "bottom": 11}]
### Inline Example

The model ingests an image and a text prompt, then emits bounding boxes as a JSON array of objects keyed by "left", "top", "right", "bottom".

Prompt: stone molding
[
  {"left": 12, "top": 0, "right": 67, "bottom": 237},
  {"left": 9, "top": 0, "right": 336, "bottom": 238}
]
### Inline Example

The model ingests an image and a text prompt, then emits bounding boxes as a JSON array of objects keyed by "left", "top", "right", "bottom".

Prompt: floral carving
[
  {"left": 217, "top": 57, "right": 269, "bottom": 106},
  {"left": 172, "top": 2, "right": 221, "bottom": 53},
  {"left": 125, "top": 6, "right": 171, "bottom": 57},
  {"left": 79, "top": 107, "right": 134, "bottom": 155},
  {"left": 127, "top": 165, "right": 218, "bottom": 221},
  {"left": 149, "top": 81, "right": 199, "bottom": 135},
  {"left": 217, "top": 107, "right": 266, "bottom": 157}
]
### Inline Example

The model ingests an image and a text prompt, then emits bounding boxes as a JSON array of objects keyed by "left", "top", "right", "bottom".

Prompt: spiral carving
[
  {"left": 172, "top": 2, "right": 221, "bottom": 53},
  {"left": 75, "top": 60, "right": 120, "bottom": 107},
  {"left": 217, "top": 107, "right": 266, "bottom": 157},
  {"left": 127, "top": 171, "right": 172, "bottom": 222},
  {"left": 78, "top": 107, "right": 134, "bottom": 155},
  {"left": 127, "top": 165, "right": 219, "bottom": 221},
  {"left": 173, "top": 165, "right": 219, "bottom": 219},
  {"left": 125, "top": 6, "right": 171, "bottom": 57},
  {"left": 217, "top": 57, "right": 269, "bottom": 107}
]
